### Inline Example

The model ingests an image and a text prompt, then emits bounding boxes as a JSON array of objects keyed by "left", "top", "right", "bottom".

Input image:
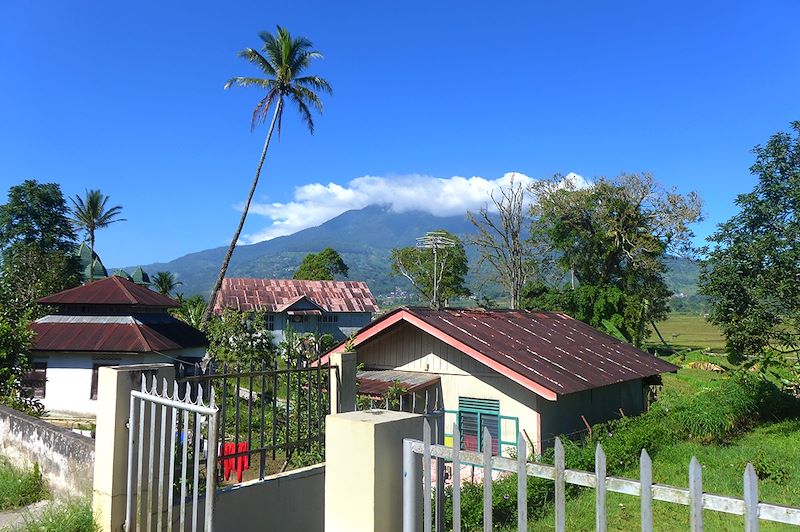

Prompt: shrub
[{"left": 15, "top": 499, "right": 98, "bottom": 532}]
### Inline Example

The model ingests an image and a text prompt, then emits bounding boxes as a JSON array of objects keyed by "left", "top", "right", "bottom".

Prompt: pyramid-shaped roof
[
  {"left": 131, "top": 267, "right": 151, "bottom": 286},
  {"left": 112, "top": 269, "right": 133, "bottom": 281},
  {"left": 38, "top": 275, "right": 178, "bottom": 308}
]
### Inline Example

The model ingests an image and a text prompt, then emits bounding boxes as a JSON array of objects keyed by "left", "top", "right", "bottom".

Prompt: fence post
[
  {"left": 329, "top": 351, "right": 357, "bottom": 413},
  {"left": 92, "top": 363, "right": 175, "bottom": 532},
  {"left": 325, "top": 410, "right": 423, "bottom": 532}
]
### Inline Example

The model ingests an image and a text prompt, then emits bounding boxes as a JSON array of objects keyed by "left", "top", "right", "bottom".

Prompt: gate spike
[
  {"left": 209, "top": 386, "right": 216, "bottom": 408},
  {"left": 140, "top": 374, "right": 147, "bottom": 392},
  {"left": 172, "top": 380, "right": 179, "bottom": 401},
  {"left": 197, "top": 383, "right": 204, "bottom": 406},
  {"left": 162, "top": 377, "right": 169, "bottom": 398},
  {"left": 150, "top": 376, "right": 158, "bottom": 394}
]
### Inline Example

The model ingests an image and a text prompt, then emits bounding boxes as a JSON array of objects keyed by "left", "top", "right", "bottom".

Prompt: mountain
[
  {"left": 124, "top": 205, "right": 479, "bottom": 299},
  {"left": 124, "top": 204, "right": 702, "bottom": 305}
]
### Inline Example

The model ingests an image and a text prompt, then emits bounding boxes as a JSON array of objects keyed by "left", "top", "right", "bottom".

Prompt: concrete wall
[
  {"left": 212, "top": 464, "right": 325, "bottom": 532},
  {"left": 0, "top": 404, "right": 95, "bottom": 497},
  {"left": 32, "top": 351, "right": 202, "bottom": 417}
]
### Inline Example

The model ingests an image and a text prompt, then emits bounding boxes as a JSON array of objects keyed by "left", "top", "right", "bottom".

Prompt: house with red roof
[
  {"left": 319, "top": 307, "right": 677, "bottom": 455},
  {"left": 212, "top": 278, "right": 379, "bottom": 342},
  {"left": 26, "top": 276, "right": 207, "bottom": 416}
]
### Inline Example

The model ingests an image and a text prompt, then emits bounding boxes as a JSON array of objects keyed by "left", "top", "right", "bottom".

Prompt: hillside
[{"left": 123, "top": 204, "right": 701, "bottom": 305}]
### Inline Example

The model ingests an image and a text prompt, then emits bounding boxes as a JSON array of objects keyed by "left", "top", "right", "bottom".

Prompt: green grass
[
  {"left": 0, "top": 461, "right": 47, "bottom": 511},
  {"left": 11, "top": 499, "right": 98, "bottom": 532},
  {"left": 531, "top": 419, "right": 800, "bottom": 531},
  {"left": 649, "top": 313, "right": 725, "bottom": 351}
]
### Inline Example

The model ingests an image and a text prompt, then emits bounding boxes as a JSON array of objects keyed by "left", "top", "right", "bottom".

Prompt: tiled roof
[
  {"left": 323, "top": 307, "right": 678, "bottom": 398},
  {"left": 37, "top": 276, "right": 179, "bottom": 308},
  {"left": 31, "top": 314, "right": 207, "bottom": 353},
  {"left": 213, "top": 278, "right": 380, "bottom": 314}
]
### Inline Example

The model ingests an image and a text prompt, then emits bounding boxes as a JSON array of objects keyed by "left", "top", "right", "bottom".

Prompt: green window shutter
[{"left": 458, "top": 397, "right": 500, "bottom": 454}]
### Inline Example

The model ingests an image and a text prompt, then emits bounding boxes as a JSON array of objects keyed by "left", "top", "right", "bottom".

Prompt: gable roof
[
  {"left": 320, "top": 307, "right": 678, "bottom": 401},
  {"left": 213, "top": 278, "right": 380, "bottom": 314},
  {"left": 31, "top": 314, "right": 207, "bottom": 353},
  {"left": 37, "top": 276, "right": 179, "bottom": 308}
]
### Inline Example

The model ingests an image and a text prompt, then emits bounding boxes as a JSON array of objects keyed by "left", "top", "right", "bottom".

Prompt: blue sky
[{"left": 1, "top": 1, "right": 798, "bottom": 267}]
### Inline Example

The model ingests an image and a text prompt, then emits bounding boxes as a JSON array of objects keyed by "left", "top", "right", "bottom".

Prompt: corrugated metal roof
[
  {"left": 37, "top": 276, "right": 178, "bottom": 308},
  {"left": 407, "top": 308, "right": 677, "bottom": 395},
  {"left": 357, "top": 369, "right": 440, "bottom": 395},
  {"left": 324, "top": 307, "right": 678, "bottom": 397},
  {"left": 213, "top": 278, "right": 380, "bottom": 314},
  {"left": 31, "top": 313, "right": 207, "bottom": 353}
]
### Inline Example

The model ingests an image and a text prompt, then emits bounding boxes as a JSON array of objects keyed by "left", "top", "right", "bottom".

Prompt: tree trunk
[
  {"left": 88, "top": 230, "right": 95, "bottom": 283},
  {"left": 201, "top": 100, "right": 283, "bottom": 328}
]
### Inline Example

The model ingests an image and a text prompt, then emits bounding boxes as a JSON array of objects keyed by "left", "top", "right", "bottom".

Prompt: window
[
  {"left": 264, "top": 314, "right": 275, "bottom": 331},
  {"left": 320, "top": 314, "right": 339, "bottom": 324},
  {"left": 91, "top": 363, "right": 116, "bottom": 400},
  {"left": 21, "top": 363, "right": 47, "bottom": 399},
  {"left": 458, "top": 397, "right": 500, "bottom": 455}
]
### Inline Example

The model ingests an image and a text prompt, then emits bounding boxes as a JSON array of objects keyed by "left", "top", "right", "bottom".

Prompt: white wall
[{"left": 35, "top": 350, "right": 203, "bottom": 417}]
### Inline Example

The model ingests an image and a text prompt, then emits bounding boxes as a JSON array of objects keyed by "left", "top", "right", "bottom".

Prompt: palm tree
[
  {"left": 201, "top": 26, "right": 331, "bottom": 328},
  {"left": 70, "top": 190, "right": 125, "bottom": 282},
  {"left": 153, "top": 271, "right": 182, "bottom": 296}
]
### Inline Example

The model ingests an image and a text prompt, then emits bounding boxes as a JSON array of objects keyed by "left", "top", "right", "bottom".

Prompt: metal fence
[
  {"left": 403, "top": 420, "right": 800, "bottom": 532},
  {"left": 180, "top": 360, "right": 331, "bottom": 484},
  {"left": 126, "top": 376, "right": 219, "bottom": 532}
]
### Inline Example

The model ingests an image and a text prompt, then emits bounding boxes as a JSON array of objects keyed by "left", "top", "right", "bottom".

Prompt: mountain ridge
[{"left": 119, "top": 204, "right": 701, "bottom": 304}]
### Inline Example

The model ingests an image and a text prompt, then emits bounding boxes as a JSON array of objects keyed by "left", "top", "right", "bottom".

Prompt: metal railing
[
  {"left": 403, "top": 421, "right": 800, "bottom": 531},
  {"left": 181, "top": 360, "right": 330, "bottom": 483},
  {"left": 126, "top": 376, "right": 219, "bottom": 532}
]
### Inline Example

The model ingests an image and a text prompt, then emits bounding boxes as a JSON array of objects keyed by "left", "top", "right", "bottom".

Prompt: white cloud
[{"left": 240, "top": 172, "right": 588, "bottom": 244}]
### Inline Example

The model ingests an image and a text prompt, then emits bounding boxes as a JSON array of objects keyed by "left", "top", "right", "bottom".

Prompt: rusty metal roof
[
  {"left": 37, "top": 276, "right": 179, "bottom": 308},
  {"left": 325, "top": 307, "right": 678, "bottom": 398},
  {"left": 357, "top": 369, "right": 440, "bottom": 396},
  {"left": 213, "top": 278, "right": 380, "bottom": 314},
  {"left": 31, "top": 314, "right": 207, "bottom": 353}
]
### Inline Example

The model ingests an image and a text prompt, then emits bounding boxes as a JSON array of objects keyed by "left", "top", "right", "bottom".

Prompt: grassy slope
[
  {"left": 0, "top": 460, "right": 47, "bottom": 511},
  {"left": 649, "top": 313, "right": 726, "bottom": 351},
  {"left": 532, "top": 420, "right": 800, "bottom": 531},
  {"left": 526, "top": 362, "right": 800, "bottom": 532}
]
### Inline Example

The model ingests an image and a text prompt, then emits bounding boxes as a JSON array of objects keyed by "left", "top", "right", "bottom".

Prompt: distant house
[
  {"left": 212, "top": 278, "right": 380, "bottom": 342},
  {"left": 26, "top": 276, "right": 207, "bottom": 416},
  {"left": 319, "top": 307, "right": 677, "bottom": 456}
]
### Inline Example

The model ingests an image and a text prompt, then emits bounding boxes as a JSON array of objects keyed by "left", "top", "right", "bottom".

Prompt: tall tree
[
  {"left": 699, "top": 121, "right": 800, "bottom": 364},
  {"left": 69, "top": 189, "right": 125, "bottom": 282},
  {"left": 526, "top": 173, "right": 702, "bottom": 345},
  {"left": 390, "top": 230, "right": 470, "bottom": 309},
  {"left": 153, "top": 271, "right": 182, "bottom": 296},
  {"left": 468, "top": 177, "right": 535, "bottom": 309},
  {"left": 0, "top": 180, "right": 77, "bottom": 256},
  {"left": 293, "top": 248, "right": 349, "bottom": 280},
  {"left": 202, "top": 26, "right": 332, "bottom": 328},
  {"left": 0, "top": 180, "right": 80, "bottom": 410}
]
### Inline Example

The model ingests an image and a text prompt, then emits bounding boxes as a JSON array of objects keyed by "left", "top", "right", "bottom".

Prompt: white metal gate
[{"left": 126, "top": 377, "right": 219, "bottom": 532}]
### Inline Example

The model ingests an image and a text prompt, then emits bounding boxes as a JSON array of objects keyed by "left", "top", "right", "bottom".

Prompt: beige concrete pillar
[
  {"left": 325, "top": 410, "right": 424, "bottom": 532},
  {"left": 92, "top": 363, "right": 175, "bottom": 532},
  {"left": 329, "top": 351, "right": 357, "bottom": 413}
]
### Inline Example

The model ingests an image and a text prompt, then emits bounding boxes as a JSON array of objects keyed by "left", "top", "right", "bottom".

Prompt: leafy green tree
[
  {"left": 293, "top": 248, "right": 349, "bottom": 280},
  {"left": 172, "top": 295, "right": 207, "bottom": 330},
  {"left": 526, "top": 173, "right": 702, "bottom": 345},
  {"left": 205, "top": 309, "right": 275, "bottom": 367},
  {"left": 0, "top": 180, "right": 80, "bottom": 411},
  {"left": 0, "top": 180, "right": 77, "bottom": 256},
  {"left": 69, "top": 189, "right": 125, "bottom": 282},
  {"left": 203, "top": 26, "right": 332, "bottom": 328},
  {"left": 699, "top": 121, "right": 800, "bottom": 364},
  {"left": 152, "top": 271, "right": 182, "bottom": 296},
  {"left": 390, "top": 230, "right": 470, "bottom": 308}
]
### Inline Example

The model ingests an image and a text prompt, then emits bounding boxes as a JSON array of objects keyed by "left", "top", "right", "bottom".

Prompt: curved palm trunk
[{"left": 201, "top": 100, "right": 283, "bottom": 328}]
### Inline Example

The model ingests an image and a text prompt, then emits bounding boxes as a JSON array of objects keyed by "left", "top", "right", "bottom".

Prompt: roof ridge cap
[{"left": 113, "top": 276, "right": 139, "bottom": 304}]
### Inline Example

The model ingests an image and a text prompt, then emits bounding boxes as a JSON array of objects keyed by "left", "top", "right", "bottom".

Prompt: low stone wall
[{"left": 0, "top": 405, "right": 95, "bottom": 497}]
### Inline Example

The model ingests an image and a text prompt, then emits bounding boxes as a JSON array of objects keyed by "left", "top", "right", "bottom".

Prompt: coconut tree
[
  {"left": 153, "top": 271, "right": 182, "bottom": 296},
  {"left": 70, "top": 190, "right": 125, "bottom": 282},
  {"left": 202, "top": 26, "right": 331, "bottom": 327}
]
